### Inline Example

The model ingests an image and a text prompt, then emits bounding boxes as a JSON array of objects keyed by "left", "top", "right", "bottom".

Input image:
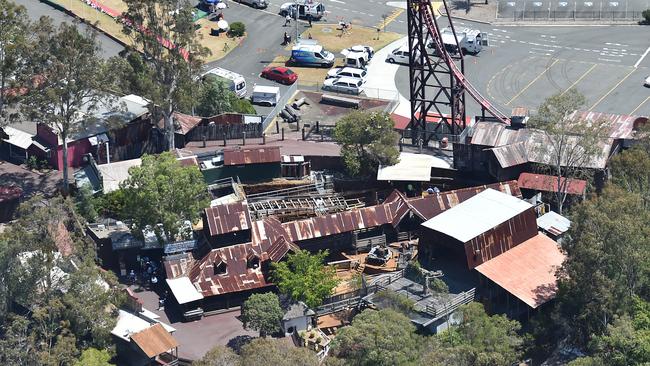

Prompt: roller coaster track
[{"left": 407, "top": 0, "right": 510, "bottom": 142}]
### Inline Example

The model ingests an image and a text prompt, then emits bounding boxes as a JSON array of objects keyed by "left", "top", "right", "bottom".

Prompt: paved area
[
  {"left": 132, "top": 287, "right": 258, "bottom": 361},
  {"left": 15, "top": 0, "right": 124, "bottom": 58},
  {"left": 496, "top": 0, "right": 649, "bottom": 21},
  {"left": 393, "top": 20, "right": 650, "bottom": 117}
]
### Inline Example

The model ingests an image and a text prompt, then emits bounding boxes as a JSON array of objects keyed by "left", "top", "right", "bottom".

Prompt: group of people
[{"left": 127, "top": 256, "right": 162, "bottom": 290}]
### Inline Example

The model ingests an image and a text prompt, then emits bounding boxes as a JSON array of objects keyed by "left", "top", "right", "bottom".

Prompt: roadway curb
[
  {"left": 38, "top": 0, "right": 128, "bottom": 49},
  {"left": 446, "top": 14, "right": 493, "bottom": 25}
]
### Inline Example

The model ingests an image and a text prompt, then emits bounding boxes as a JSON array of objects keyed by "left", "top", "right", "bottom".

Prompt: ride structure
[{"left": 406, "top": 0, "right": 510, "bottom": 144}]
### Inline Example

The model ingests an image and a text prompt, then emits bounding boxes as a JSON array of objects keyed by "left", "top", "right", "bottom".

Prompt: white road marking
[
  {"left": 329, "top": 0, "right": 346, "bottom": 3},
  {"left": 634, "top": 46, "right": 650, "bottom": 68},
  {"left": 598, "top": 58, "right": 621, "bottom": 63}
]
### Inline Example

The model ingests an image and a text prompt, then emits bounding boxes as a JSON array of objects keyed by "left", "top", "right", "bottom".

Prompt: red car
[{"left": 261, "top": 66, "right": 298, "bottom": 85}]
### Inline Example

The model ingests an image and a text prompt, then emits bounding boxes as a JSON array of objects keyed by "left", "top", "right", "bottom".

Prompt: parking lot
[
  {"left": 394, "top": 21, "right": 650, "bottom": 117},
  {"left": 496, "top": 0, "right": 649, "bottom": 21}
]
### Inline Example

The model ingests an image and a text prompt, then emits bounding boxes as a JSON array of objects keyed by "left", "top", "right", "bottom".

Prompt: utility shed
[
  {"left": 420, "top": 189, "right": 537, "bottom": 269},
  {"left": 475, "top": 233, "right": 565, "bottom": 310}
]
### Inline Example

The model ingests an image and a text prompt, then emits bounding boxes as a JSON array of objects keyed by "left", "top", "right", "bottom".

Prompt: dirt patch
[
  {"left": 295, "top": 24, "right": 403, "bottom": 55},
  {"left": 444, "top": 0, "right": 498, "bottom": 22},
  {"left": 195, "top": 18, "right": 243, "bottom": 62}
]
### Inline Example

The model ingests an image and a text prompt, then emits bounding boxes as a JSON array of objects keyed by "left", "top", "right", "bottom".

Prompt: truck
[
  {"left": 290, "top": 43, "right": 335, "bottom": 67},
  {"left": 202, "top": 67, "right": 247, "bottom": 98},
  {"left": 430, "top": 27, "right": 488, "bottom": 55}
]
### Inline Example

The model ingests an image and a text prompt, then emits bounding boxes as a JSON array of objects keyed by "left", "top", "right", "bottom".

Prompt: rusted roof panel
[
  {"left": 204, "top": 202, "right": 251, "bottom": 237},
  {"left": 407, "top": 181, "right": 522, "bottom": 221},
  {"left": 569, "top": 110, "right": 641, "bottom": 140},
  {"left": 130, "top": 323, "right": 178, "bottom": 358},
  {"left": 470, "top": 122, "right": 507, "bottom": 147},
  {"left": 526, "top": 132, "right": 613, "bottom": 169},
  {"left": 164, "top": 217, "right": 291, "bottom": 298},
  {"left": 223, "top": 146, "right": 281, "bottom": 166},
  {"left": 475, "top": 233, "right": 565, "bottom": 308},
  {"left": 491, "top": 141, "right": 529, "bottom": 168},
  {"left": 518, "top": 172, "right": 587, "bottom": 196}
]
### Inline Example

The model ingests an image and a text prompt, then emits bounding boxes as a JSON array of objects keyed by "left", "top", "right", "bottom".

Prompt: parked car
[
  {"left": 261, "top": 66, "right": 298, "bottom": 85},
  {"left": 237, "top": 0, "right": 267, "bottom": 8},
  {"left": 322, "top": 77, "right": 363, "bottom": 95},
  {"left": 386, "top": 45, "right": 411, "bottom": 64},
  {"left": 279, "top": 2, "right": 296, "bottom": 16},
  {"left": 326, "top": 67, "right": 367, "bottom": 81},
  {"left": 645, "top": 75, "right": 650, "bottom": 87}
]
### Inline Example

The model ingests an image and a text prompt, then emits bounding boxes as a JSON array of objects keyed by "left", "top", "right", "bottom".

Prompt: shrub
[
  {"left": 228, "top": 22, "right": 246, "bottom": 37},
  {"left": 95, "top": 189, "right": 128, "bottom": 218},
  {"left": 643, "top": 9, "right": 650, "bottom": 23},
  {"left": 374, "top": 290, "right": 415, "bottom": 314}
]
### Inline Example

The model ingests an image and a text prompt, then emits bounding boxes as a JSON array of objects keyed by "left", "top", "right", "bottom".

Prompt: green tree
[
  {"left": 333, "top": 110, "right": 399, "bottom": 176},
  {"left": 372, "top": 290, "right": 415, "bottom": 315},
  {"left": 26, "top": 22, "right": 113, "bottom": 193},
  {"left": 446, "top": 302, "right": 523, "bottom": 365},
  {"left": 331, "top": 309, "right": 421, "bottom": 366},
  {"left": 74, "top": 348, "right": 114, "bottom": 366},
  {"left": 120, "top": 151, "right": 210, "bottom": 242},
  {"left": 75, "top": 184, "right": 98, "bottom": 222},
  {"left": 240, "top": 292, "right": 283, "bottom": 337},
  {"left": 194, "top": 345, "right": 240, "bottom": 366},
  {"left": 195, "top": 76, "right": 255, "bottom": 117},
  {"left": 120, "top": 0, "right": 209, "bottom": 150},
  {"left": 528, "top": 88, "right": 608, "bottom": 214},
  {"left": 556, "top": 185, "right": 650, "bottom": 344},
  {"left": 610, "top": 146, "right": 650, "bottom": 207},
  {"left": 240, "top": 337, "right": 319, "bottom": 366},
  {"left": 0, "top": 0, "right": 33, "bottom": 125},
  {"left": 272, "top": 250, "right": 338, "bottom": 308}
]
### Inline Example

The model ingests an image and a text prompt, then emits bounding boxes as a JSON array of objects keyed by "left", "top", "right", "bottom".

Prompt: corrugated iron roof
[
  {"left": 421, "top": 189, "right": 533, "bottom": 243},
  {"left": 537, "top": 211, "right": 571, "bottom": 237},
  {"left": 204, "top": 202, "right": 251, "bottom": 237},
  {"left": 490, "top": 141, "right": 528, "bottom": 168},
  {"left": 223, "top": 146, "right": 281, "bottom": 166},
  {"left": 130, "top": 323, "right": 178, "bottom": 358},
  {"left": 568, "top": 110, "right": 641, "bottom": 140},
  {"left": 518, "top": 173, "right": 587, "bottom": 196},
  {"left": 470, "top": 122, "right": 507, "bottom": 146},
  {"left": 164, "top": 217, "right": 292, "bottom": 297},
  {"left": 475, "top": 233, "right": 565, "bottom": 308},
  {"left": 407, "top": 181, "right": 522, "bottom": 221}
]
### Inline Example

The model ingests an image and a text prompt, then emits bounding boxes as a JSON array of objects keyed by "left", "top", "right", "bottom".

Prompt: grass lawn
[
  {"left": 294, "top": 24, "right": 403, "bottom": 54},
  {"left": 51, "top": 0, "right": 133, "bottom": 46},
  {"left": 52, "top": 0, "right": 239, "bottom": 62},
  {"left": 274, "top": 24, "right": 403, "bottom": 87}
]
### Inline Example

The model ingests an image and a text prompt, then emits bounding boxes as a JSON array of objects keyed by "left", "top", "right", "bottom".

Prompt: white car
[
  {"left": 326, "top": 67, "right": 367, "bottom": 81},
  {"left": 645, "top": 75, "right": 650, "bottom": 87},
  {"left": 386, "top": 47, "right": 411, "bottom": 64},
  {"left": 322, "top": 77, "right": 363, "bottom": 95}
]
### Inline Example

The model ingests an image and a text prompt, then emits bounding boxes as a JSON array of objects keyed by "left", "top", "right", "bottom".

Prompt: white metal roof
[
  {"left": 97, "top": 158, "right": 142, "bottom": 193},
  {"left": 111, "top": 309, "right": 176, "bottom": 342},
  {"left": 377, "top": 152, "right": 452, "bottom": 182},
  {"left": 166, "top": 277, "right": 204, "bottom": 304},
  {"left": 2, "top": 126, "right": 34, "bottom": 150},
  {"left": 253, "top": 85, "right": 280, "bottom": 94},
  {"left": 537, "top": 211, "right": 571, "bottom": 235},
  {"left": 421, "top": 188, "right": 533, "bottom": 242}
]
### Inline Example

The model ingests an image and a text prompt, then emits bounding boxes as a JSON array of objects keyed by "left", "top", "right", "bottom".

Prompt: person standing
[
  {"left": 307, "top": 13, "right": 312, "bottom": 27},
  {"left": 284, "top": 14, "right": 291, "bottom": 26}
]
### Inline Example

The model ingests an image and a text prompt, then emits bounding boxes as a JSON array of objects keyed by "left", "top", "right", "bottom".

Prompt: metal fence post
[
  {"left": 302, "top": 127, "right": 305, "bottom": 140},
  {"left": 262, "top": 133, "right": 266, "bottom": 145},
  {"left": 281, "top": 128, "right": 285, "bottom": 141},
  {"left": 243, "top": 131, "right": 246, "bottom": 146}
]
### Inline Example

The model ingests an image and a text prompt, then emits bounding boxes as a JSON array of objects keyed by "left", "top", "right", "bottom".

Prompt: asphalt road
[
  {"left": 14, "top": 0, "right": 124, "bottom": 58},
  {"left": 496, "top": 0, "right": 650, "bottom": 21},
  {"left": 394, "top": 20, "right": 650, "bottom": 117}
]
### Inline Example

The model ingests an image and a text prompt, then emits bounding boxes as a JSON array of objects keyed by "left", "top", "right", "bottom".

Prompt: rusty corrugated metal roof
[
  {"left": 204, "top": 202, "right": 251, "bottom": 237},
  {"left": 518, "top": 172, "right": 587, "bottom": 195},
  {"left": 223, "top": 146, "right": 281, "bottom": 166},
  {"left": 475, "top": 233, "right": 565, "bottom": 308},
  {"left": 469, "top": 122, "right": 507, "bottom": 146},
  {"left": 490, "top": 141, "right": 529, "bottom": 168},
  {"left": 407, "top": 181, "right": 522, "bottom": 221},
  {"left": 164, "top": 217, "right": 292, "bottom": 297},
  {"left": 568, "top": 110, "right": 645, "bottom": 140},
  {"left": 130, "top": 323, "right": 178, "bottom": 358}
]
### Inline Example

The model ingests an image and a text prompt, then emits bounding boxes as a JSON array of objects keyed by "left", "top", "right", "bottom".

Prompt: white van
[
  {"left": 202, "top": 67, "right": 247, "bottom": 98},
  {"left": 326, "top": 67, "right": 367, "bottom": 81},
  {"left": 251, "top": 85, "right": 280, "bottom": 106},
  {"left": 386, "top": 45, "right": 411, "bottom": 65},
  {"left": 343, "top": 51, "right": 368, "bottom": 69}
]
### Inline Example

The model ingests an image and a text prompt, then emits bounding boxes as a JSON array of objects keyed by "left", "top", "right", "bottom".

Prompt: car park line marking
[
  {"left": 597, "top": 58, "right": 621, "bottom": 63},
  {"left": 376, "top": 8, "right": 404, "bottom": 30},
  {"left": 329, "top": 0, "right": 346, "bottom": 3},
  {"left": 560, "top": 63, "right": 597, "bottom": 96},
  {"left": 630, "top": 96, "right": 650, "bottom": 115},
  {"left": 588, "top": 67, "right": 635, "bottom": 111},
  {"left": 506, "top": 59, "right": 559, "bottom": 106},
  {"left": 634, "top": 46, "right": 650, "bottom": 68}
]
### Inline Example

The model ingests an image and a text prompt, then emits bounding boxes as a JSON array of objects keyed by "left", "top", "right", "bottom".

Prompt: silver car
[{"left": 322, "top": 77, "right": 363, "bottom": 95}]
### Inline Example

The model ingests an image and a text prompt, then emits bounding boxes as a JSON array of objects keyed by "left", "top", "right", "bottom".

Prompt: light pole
[{"left": 294, "top": 0, "right": 299, "bottom": 44}]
